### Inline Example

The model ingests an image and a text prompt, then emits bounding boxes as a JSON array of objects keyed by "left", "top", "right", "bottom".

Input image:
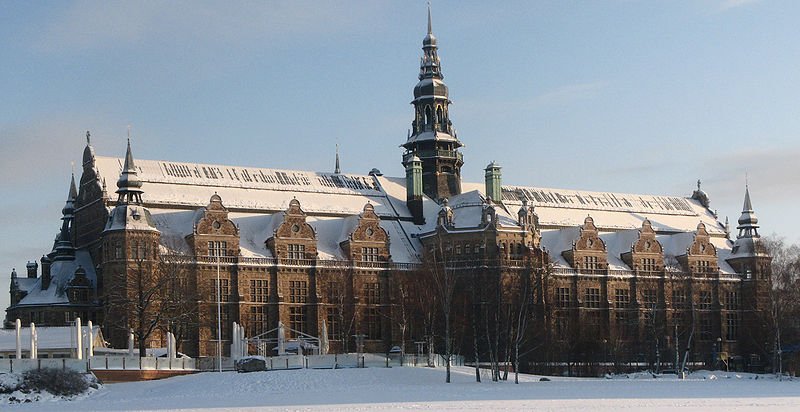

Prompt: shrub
[{"left": 21, "top": 368, "right": 97, "bottom": 397}]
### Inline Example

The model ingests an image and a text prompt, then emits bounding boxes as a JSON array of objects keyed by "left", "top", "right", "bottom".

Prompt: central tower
[{"left": 402, "top": 7, "right": 463, "bottom": 202}]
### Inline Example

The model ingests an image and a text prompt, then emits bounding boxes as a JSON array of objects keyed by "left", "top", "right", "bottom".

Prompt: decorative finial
[
  {"left": 86, "top": 130, "right": 91, "bottom": 145},
  {"left": 335, "top": 143, "right": 341, "bottom": 174},
  {"left": 127, "top": 125, "right": 132, "bottom": 143},
  {"left": 697, "top": 179, "right": 701, "bottom": 191},
  {"left": 427, "top": 2, "right": 432, "bottom": 35}
]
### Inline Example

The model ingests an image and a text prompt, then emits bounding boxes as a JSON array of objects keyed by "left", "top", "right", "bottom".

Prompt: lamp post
[{"left": 216, "top": 254, "right": 222, "bottom": 373}]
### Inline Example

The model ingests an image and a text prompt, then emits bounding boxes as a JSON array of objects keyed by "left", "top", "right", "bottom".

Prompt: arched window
[
  {"left": 424, "top": 106, "right": 432, "bottom": 127},
  {"left": 436, "top": 106, "right": 443, "bottom": 130}
]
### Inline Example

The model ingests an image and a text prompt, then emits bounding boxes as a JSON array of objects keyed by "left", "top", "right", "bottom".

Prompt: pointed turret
[
  {"left": 104, "top": 138, "right": 158, "bottom": 233},
  {"left": 728, "top": 185, "right": 767, "bottom": 259},
  {"left": 736, "top": 185, "right": 759, "bottom": 239},
  {"left": 402, "top": 5, "right": 463, "bottom": 201},
  {"left": 116, "top": 138, "right": 144, "bottom": 205},
  {"left": 53, "top": 174, "right": 77, "bottom": 261}
]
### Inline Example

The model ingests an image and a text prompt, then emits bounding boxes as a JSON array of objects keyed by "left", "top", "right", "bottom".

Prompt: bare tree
[
  {"left": 105, "top": 252, "right": 196, "bottom": 357},
  {"left": 427, "top": 236, "right": 459, "bottom": 383},
  {"left": 763, "top": 236, "right": 800, "bottom": 375},
  {"left": 158, "top": 255, "right": 198, "bottom": 353}
]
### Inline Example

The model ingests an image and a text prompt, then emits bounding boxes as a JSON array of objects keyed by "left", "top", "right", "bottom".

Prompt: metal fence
[{"left": 197, "top": 353, "right": 465, "bottom": 372}]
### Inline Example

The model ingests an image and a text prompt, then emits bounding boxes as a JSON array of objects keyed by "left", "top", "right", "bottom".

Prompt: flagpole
[{"left": 217, "top": 254, "right": 222, "bottom": 373}]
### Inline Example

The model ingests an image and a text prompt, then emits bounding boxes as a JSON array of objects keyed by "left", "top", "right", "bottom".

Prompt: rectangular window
[
  {"left": 327, "top": 307, "right": 341, "bottom": 340},
  {"left": 114, "top": 243, "right": 123, "bottom": 259},
  {"left": 289, "top": 306, "right": 305, "bottom": 337},
  {"left": 327, "top": 281, "right": 342, "bottom": 304},
  {"left": 248, "top": 306, "right": 268, "bottom": 337},
  {"left": 724, "top": 291, "right": 739, "bottom": 310},
  {"left": 214, "top": 278, "right": 230, "bottom": 302},
  {"left": 672, "top": 288, "right": 687, "bottom": 309},
  {"left": 726, "top": 313, "right": 739, "bottom": 341},
  {"left": 641, "top": 258, "right": 657, "bottom": 272},
  {"left": 584, "top": 256, "right": 600, "bottom": 270},
  {"left": 287, "top": 244, "right": 305, "bottom": 260},
  {"left": 698, "top": 314, "right": 712, "bottom": 341},
  {"left": 361, "top": 247, "right": 379, "bottom": 262},
  {"left": 455, "top": 244, "right": 461, "bottom": 255},
  {"left": 250, "top": 279, "right": 268, "bottom": 303},
  {"left": 615, "top": 312, "right": 633, "bottom": 339},
  {"left": 208, "top": 241, "right": 228, "bottom": 257},
  {"left": 556, "top": 287, "right": 570, "bottom": 308},
  {"left": 555, "top": 316, "right": 569, "bottom": 340},
  {"left": 289, "top": 280, "right": 307, "bottom": 304},
  {"left": 697, "top": 260, "right": 713, "bottom": 273},
  {"left": 615, "top": 289, "right": 630, "bottom": 309},
  {"left": 585, "top": 288, "right": 601, "bottom": 308},
  {"left": 698, "top": 291, "right": 712, "bottom": 310},
  {"left": 365, "top": 307, "right": 382, "bottom": 340},
  {"left": 643, "top": 289, "right": 658, "bottom": 306},
  {"left": 363, "top": 282, "right": 381, "bottom": 305},
  {"left": 210, "top": 307, "right": 230, "bottom": 340}
]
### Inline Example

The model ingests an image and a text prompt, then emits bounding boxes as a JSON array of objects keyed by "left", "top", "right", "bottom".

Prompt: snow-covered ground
[{"left": 5, "top": 366, "right": 800, "bottom": 411}]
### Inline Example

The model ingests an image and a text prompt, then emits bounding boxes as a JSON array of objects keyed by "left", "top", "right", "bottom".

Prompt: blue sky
[{"left": 2, "top": 0, "right": 799, "bottom": 310}]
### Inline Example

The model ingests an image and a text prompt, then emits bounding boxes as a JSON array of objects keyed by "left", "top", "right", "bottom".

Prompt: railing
[
  {"left": 88, "top": 356, "right": 196, "bottom": 371},
  {"left": 171, "top": 255, "right": 745, "bottom": 278},
  {"left": 0, "top": 356, "right": 196, "bottom": 373},
  {"left": 0, "top": 358, "right": 89, "bottom": 373},
  {"left": 403, "top": 150, "right": 463, "bottom": 163},
  {"left": 169, "top": 254, "right": 421, "bottom": 271},
  {"left": 550, "top": 267, "right": 741, "bottom": 279}
]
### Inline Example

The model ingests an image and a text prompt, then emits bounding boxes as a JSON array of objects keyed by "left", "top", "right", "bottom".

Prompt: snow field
[{"left": 5, "top": 366, "right": 800, "bottom": 411}]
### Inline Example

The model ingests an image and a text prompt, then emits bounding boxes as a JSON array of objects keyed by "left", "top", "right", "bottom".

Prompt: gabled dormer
[
  {"left": 677, "top": 223, "right": 718, "bottom": 274},
  {"left": 266, "top": 198, "right": 317, "bottom": 261},
  {"left": 562, "top": 216, "right": 607, "bottom": 272},
  {"left": 517, "top": 198, "right": 542, "bottom": 249},
  {"left": 480, "top": 197, "right": 497, "bottom": 227},
  {"left": 621, "top": 219, "right": 664, "bottom": 272},
  {"left": 67, "top": 265, "right": 92, "bottom": 304},
  {"left": 340, "top": 203, "right": 390, "bottom": 264},
  {"left": 186, "top": 193, "right": 239, "bottom": 257}
]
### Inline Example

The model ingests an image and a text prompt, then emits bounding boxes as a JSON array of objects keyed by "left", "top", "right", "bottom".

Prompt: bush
[
  {"left": 21, "top": 368, "right": 97, "bottom": 397},
  {"left": 0, "top": 373, "right": 24, "bottom": 394}
]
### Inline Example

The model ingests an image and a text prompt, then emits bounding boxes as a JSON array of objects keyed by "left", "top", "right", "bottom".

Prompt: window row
[{"left": 555, "top": 288, "right": 739, "bottom": 310}]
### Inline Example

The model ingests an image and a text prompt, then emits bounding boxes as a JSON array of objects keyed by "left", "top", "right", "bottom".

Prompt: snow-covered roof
[
  {"left": 16, "top": 250, "right": 96, "bottom": 307},
  {"left": 93, "top": 155, "right": 735, "bottom": 270}
]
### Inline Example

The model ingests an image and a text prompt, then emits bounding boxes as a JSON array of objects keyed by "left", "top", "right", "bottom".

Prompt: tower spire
[
  {"left": 427, "top": 2, "right": 432, "bottom": 35},
  {"left": 116, "top": 136, "right": 144, "bottom": 205},
  {"left": 334, "top": 144, "right": 341, "bottom": 174},
  {"left": 736, "top": 184, "right": 759, "bottom": 239},
  {"left": 54, "top": 174, "right": 77, "bottom": 261},
  {"left": 401, "top": 6, "right": 463, "bottom": 201}
]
